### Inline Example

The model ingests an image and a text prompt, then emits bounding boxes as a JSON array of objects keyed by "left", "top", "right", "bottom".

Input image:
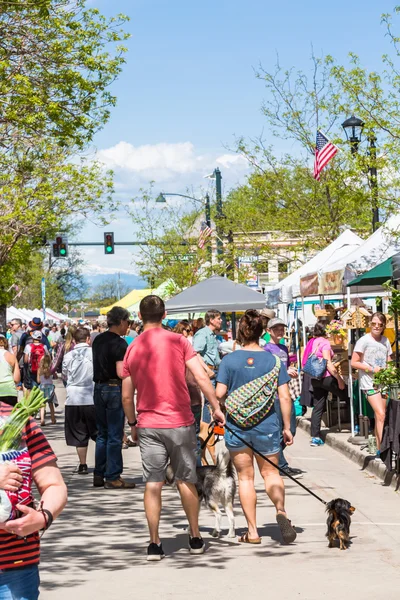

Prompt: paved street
[{"left": 40, "top": 383, "right": 400, "bottom": 600}]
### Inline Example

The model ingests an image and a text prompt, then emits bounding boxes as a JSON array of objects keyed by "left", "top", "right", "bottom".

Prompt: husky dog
[{"left": 166, "top": 449, "right": 236, "bottom": 538}]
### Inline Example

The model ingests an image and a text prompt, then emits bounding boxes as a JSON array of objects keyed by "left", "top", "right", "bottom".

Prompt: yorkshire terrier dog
[{"left": 326, "top": 498, "right": 355, "bottom": 550}]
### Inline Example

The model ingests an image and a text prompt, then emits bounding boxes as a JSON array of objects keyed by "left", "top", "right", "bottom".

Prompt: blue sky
[{"left": 79, "top": 0, "right": 396, "bottom": 276}]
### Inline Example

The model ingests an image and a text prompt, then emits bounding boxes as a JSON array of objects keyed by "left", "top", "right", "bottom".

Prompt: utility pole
[
  {"left": 214, "top": 168, "right": 223, "bottom": 258},
  {"left": 205, "top": 193, "right": 212, "bottom": 265},
  {"left": 369, "top": 136, "right": 379, "bottom": 232}
]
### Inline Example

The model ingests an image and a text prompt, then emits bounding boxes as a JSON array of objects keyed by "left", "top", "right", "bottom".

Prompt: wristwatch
[{"left": 128, "top": 420, "right": 137, "bottom": 427}]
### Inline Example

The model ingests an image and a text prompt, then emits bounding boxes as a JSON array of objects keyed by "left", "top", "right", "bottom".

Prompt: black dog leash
[{"left": 221, "top": 422, "right": 327, "bottom": 506}]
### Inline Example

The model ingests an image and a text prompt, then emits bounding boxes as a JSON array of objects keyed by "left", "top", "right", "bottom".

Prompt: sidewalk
[{"left": 296, "top": 415, "right": 400, "bottom": 491}]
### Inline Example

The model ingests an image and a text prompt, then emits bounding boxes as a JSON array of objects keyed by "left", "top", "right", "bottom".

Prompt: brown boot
[{"left": 104, "top": 477, "right": 136, "bottom": 489}]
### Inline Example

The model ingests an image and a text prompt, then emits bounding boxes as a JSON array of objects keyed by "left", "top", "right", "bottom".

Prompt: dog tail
[{"left": 216, "top": 450, "right": 234, "bottom": 478}]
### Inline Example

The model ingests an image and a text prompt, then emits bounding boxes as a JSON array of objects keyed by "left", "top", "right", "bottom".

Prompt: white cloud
[
  {"left": 97, "top": 141, "right": 249, "bottom": 184},
  {"left": 97, "top": 141, "right": 201, "bottom": 180},
  {"left": 216, "top": 153, "right": 248, "bottom": 169}
]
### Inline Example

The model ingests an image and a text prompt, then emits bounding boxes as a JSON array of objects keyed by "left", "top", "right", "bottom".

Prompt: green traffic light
[
  {"left": 106, "top": 246, "right": 113, "bottom": 253},
  {"left": 60, "top": 248, "right": 66, "bottom": 256}
]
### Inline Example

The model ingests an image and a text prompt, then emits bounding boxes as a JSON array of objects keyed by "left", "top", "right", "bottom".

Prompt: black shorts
[{"left": 65, "top": 405, "right": 97, "bottom": 447}]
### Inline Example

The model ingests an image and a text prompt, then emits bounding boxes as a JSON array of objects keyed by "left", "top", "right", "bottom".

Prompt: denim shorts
[
  {"left": 0, "top": 565, "right": 40, "bottom": 600},
  {"left": 224, "top": 407, "right": 280, "bottom": 455}
]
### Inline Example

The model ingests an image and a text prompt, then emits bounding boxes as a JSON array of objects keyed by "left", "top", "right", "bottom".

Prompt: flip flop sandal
[
  {"left": 238, "top": 532, "right": 262, "bottom": 544},
  {"left": 276, "top": 513, "right": 297, "bottom": 544}
]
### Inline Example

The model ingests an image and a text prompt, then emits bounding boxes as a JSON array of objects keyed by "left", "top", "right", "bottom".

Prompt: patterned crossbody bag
[{"left": 225, "top": 356, "right": 281, "bottom": 429}]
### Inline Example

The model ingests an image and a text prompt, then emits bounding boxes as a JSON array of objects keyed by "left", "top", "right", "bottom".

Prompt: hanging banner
[
  {"left": 239, "top": 257, "right": 259, "bottom": 288},
  {"left": 319, "top": 269, "right": 345, "bottom": 295},
  {"left": 300, "top": 272, "right": 319, "bottom": 297},
  {"left": 41, "top": 277, "right": 46, "bottom": 321}
]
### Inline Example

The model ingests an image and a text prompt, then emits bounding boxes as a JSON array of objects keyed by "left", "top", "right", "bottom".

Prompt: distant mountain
[{"left": 84, "top": 273, "right": 148, "bottom": 291}]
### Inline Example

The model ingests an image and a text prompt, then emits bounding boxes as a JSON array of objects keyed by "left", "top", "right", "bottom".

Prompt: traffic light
[
  {"left": 52, "top": 235, "right": 68, "bottom": 258},
  {"left": 104, "top": 232, "right": 115, "bottom": 255}
]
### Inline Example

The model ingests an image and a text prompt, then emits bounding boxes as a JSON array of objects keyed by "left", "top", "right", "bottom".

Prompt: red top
[
  {"left": 122, "top": 328, "right": 197, "bottom": 428},
  {"left": 0, "top": 402, "right": 56, "bottom": 571}
]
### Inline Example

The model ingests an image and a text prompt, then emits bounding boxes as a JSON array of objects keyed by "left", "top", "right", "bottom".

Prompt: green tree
[
  {"left": 0, "top": 0, "right": 129, "bottom": 325},
  {"left": 0, "top": 0, "right": 129, "bottom": 150},
  {"left": 128, "top": 188, "right": 218, "bottom": 291},
  {"left": 90, "top": 277, "right": 131, "bottom": 307},
  {"left": 13, "top": 248, "right": 87, "bottom": 312}
]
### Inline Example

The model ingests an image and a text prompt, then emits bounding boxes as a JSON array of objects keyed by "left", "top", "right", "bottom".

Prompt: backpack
[
  {"left": 29, "top": 343, "right": 46, "bottom": 373},
  {"left": 67, "top": 347, "right": 93, "bottom": 387},
  {"left": 225, "top": 356, "right": 281, "bottom": 429}
]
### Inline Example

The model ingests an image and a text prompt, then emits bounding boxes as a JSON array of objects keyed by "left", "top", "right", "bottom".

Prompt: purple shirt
[{"left": 264, "top": 342, "right": 289, "bottom": 367}]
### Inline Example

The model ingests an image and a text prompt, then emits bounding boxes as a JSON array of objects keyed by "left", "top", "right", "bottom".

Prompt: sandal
[
  {"left": 238, "top": 532, "right": 261, "bottom": 544},
  {"left": 276, "top": 512, "right": 297, "bottom": 544}
]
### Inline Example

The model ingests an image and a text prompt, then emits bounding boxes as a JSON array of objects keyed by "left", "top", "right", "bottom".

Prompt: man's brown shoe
[{"left": 104, "top": 477, "right": 136, "bottom": 489}]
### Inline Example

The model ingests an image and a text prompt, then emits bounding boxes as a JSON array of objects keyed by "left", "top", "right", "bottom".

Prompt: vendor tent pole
[
  {"left": 347, "top": 286, "right": 355, "bottom": 437},
  {"left": 301, "top": 298, "right": 307, "bottom": 353},
  {"left": 231, "top": 312, "right": 236, "bottom": 341},
  {"left": 394, "top": 281, "right": 399, "bottom": 368},
  {"left": 294, "top": 303, "right": 301, "bottom": 372}
]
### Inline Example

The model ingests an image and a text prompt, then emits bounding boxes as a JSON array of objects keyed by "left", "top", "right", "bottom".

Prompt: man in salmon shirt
[{"left": 121, "top": 295, "right": 225, "bottom": 562}]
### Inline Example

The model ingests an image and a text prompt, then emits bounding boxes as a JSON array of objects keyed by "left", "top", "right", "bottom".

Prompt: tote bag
[
  {"left": 225, "top": 356, "right": 281, "bottom": 429},
  {"left": 302, "top": 339, "right": 327, "bottom": 380}
]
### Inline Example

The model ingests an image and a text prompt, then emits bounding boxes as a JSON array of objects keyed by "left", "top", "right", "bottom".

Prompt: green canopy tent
[{"left": 347, "top": 257, "right": 393, "bottom": 288}]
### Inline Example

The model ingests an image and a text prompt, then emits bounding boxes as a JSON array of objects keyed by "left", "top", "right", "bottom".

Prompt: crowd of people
[{"left": 0, "top": 299, "right": 392, "bottom": 596}]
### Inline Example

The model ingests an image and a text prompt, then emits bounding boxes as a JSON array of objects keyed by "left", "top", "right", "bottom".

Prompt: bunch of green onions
[{"left": 0, "top": 388, "right": 46, "bottom": 452}]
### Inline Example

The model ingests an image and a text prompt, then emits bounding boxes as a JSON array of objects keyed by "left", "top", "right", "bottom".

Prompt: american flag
[
  {"left": 313, "top": 130, "right": 338, "bottom": 181},
  {"left": 198, "top": 221, "right": 212, "bottom": 249}
]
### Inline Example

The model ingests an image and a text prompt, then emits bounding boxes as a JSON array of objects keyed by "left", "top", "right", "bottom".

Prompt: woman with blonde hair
[
  {"left": 0, "top": 335, "right": 20, "bottom": 407},
  {"left": 38, "top": 354, "right": 57, "bottom": 425},
  {"left": 351, "top": 312, "right": 392, "bottom": 454}
]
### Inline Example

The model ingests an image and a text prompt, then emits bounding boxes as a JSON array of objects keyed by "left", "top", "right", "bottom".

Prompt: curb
[{"left": 296, "top": 417, "right": 400, "bottom": 492}]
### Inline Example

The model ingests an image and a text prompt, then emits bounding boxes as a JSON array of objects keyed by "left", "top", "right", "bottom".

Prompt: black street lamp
[
  {"left": 156, "top": 192, "right": 212, "bottom": 262},
  {"left": 342, "top": 115, "right": 379, "bottom": 232}
]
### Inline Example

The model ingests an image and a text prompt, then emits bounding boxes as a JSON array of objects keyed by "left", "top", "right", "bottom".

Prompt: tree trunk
[{"left": 0, "top": 304, "right": 7, "bottom": 334}]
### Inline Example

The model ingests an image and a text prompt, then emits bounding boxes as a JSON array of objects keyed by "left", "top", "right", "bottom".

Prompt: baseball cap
[
  {"left": 260, "top": 308, "right": 276, "bottom": 319},
  {"left": 267, "top": 318, "right": 286, "bottom": 329},
  {"left": 32, "top": 331, "right": 42, "bottom": 340}
]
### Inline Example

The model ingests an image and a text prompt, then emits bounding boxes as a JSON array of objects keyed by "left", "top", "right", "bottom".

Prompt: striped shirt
[{"left": 0, "top": 401, "right": 56, "bottom": 571}]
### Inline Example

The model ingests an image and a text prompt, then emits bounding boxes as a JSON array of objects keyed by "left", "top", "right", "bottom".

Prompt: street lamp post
[
  {"left": 342, "top": 115, "right": 379, "bottom": 232},
  {"left": 214, "top": 168, "right": 223, "bottom": 258},
  {"left": 156, "top": 192, "right": 212, "bottom": 263}
]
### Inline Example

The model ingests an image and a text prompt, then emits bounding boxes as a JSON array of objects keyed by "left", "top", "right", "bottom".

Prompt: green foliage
[
  {"left": 90, "top": 276, "right": 131, "bottom": 307},
  {"left": 382, "top": 280, "right": 400, "bottom": 315},
  {"left": 0, "top": 0, "right": 129, "bottom": 150},
  {"left": 11, "top": 249, "right": 88, "bottom": 311},
  {"left": 0, "top": 0, "right": 129, "bottom": 311},
  {"left": 374, "top": 363, "right": 400, "bottom": 388}
]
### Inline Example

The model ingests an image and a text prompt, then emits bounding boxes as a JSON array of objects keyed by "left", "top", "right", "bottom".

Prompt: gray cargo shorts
[{"left": 137, "top": 425, "right": 197, "bottom": 483}]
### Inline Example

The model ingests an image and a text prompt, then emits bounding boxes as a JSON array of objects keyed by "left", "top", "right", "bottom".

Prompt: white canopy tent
[
  {"left": 318, "top": 213, "right": 400, "bottom": 291},
  {"left": 266, "top": 229, "right": 363, "bottom": 304}
]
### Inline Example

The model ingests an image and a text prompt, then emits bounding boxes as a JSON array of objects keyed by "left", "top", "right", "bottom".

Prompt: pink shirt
[
  {"left": 302, "top": 337, "right": 333, "bottom": 378},
  {"left": 122, "top": 328, "right": 196, "bottom": 429}
]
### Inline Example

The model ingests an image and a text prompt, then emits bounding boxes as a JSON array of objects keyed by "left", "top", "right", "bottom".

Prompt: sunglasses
[
  {"left": 184, "top": 328, "right": 191, "bottom": 333},
  {"left": 371, "top": 322, "right": 384, "bottom": 328}
]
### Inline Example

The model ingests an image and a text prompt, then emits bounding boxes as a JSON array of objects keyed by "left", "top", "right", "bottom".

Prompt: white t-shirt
[{"left": 354, "top": 333, "right": 392, "bottom": 390}]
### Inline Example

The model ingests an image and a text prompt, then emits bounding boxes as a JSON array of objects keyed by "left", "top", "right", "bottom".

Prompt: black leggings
[{"left": 311, "top": 377, "right": 348, "bottom": 438}]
